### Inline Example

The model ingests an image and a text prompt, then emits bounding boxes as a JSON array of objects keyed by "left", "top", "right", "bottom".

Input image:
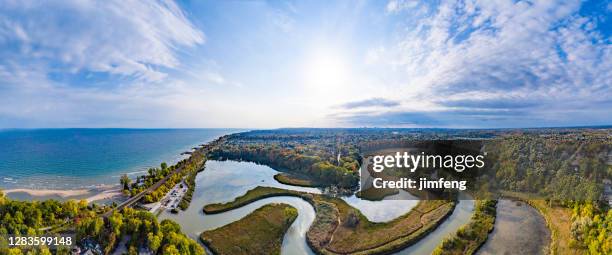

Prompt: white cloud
[
  {"left": 269, "top": 10, "right": 295, "bottom": 33},
  {"left": 0, "top": 0, "right": 204, "bottom": 82},
  {"left": 0, "top": 66, "right": 227, "bottom": 128},
  {"left": 0, "top": 0, "right": 213, "bottom": 128},
  {"left": 342, "top": 0, "right": 611, "bottom": 127},
  {"left": 365, "top": 46, "right": 386, "bottom": 64},
  {"left": 386, "top": 0, "right": 419, "bottom": 14},
  {"left": 0, "top": 0, "right": 609, "bottom": 128}
]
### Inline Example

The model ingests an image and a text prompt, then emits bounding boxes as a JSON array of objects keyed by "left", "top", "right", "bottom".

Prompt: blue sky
[{"left": 0, "top": 0, "right": 610, "bottom": 128}]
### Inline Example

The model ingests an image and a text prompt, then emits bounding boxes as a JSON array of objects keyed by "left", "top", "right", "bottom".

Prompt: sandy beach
[
  {"left": 4, "top": 186, "right": 125, "bottom": 203},
  {"left": 85, "top": 188, "right": 124, "bottom": 202},
  {"left": 4, "top": 188, "right": 90, "bottom": 197}
]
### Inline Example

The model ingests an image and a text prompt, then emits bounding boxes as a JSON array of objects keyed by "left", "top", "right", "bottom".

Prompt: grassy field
[
  {"left": 306, "top": 199, "right": 339, "bottom": 251},
  {"left": 524, "top": 200, "right": 581, "bottom": 255},
  {"left": 432, "top": 200, "right": 497, "bottom": 255},
  {"left": 203, "top": 186, "right": 456, "bottom": 254},
  {"left": 203, "top": 186, "right": 306, "bottom": 213},
  {"left": 274, "top": 173, "right": 319, "bottom": 187},
  {"left": 200, "top": 203, "right": 298, "bottom": 255},
  {"left": 322, "top": 199, "right": 454, "bottom": 254}
]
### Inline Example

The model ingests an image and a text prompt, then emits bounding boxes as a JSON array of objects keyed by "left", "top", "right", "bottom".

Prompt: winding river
[
  {"left": 159, "top": 160, "right": 475, "bottom": 254},
  {"left": 477, "top": 199, "right": 550, "bottom": 255},
  {"left": 397, "top": 194, "right": 474, "bottom": 254}
]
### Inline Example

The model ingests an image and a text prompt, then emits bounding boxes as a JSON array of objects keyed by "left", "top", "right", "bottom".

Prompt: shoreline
[
  {"left": 3, "top": 186, "right": 125, "bottom": 203},
  {"left": 4, "top": 188, "right": 90, "bottom": 197}
]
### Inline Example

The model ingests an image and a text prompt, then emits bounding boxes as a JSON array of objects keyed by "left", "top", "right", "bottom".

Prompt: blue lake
[{"left": 0, "top": 128, "right": 239, "bottom": 189}]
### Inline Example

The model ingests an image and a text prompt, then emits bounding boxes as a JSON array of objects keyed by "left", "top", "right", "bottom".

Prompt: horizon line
[{"left": 1, "top": 125, "right": 611, "bottom": 131}]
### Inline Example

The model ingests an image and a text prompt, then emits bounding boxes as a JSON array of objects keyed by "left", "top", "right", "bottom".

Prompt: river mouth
[
  {"left": 160, "top": 160, "right": 473, "bottom": 254},
  {"left": 477, "top": 199, "right": 551, "bottom": 255}
]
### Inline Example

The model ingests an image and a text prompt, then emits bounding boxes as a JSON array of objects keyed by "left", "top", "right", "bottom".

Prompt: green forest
[
  {"left": 208, "top": 143, "right": 360, "bottom": 188},
  {"left": 120, "top": 151, "right": 206, "bottom": 204},
  {"left": 0, "top": 190, "right": 203, "bottom": 255},
  {"left": 485, "top": 136, "right": 610, "bottom": 200}
]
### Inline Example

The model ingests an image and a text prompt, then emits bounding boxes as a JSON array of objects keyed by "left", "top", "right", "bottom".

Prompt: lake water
[
  {"left": 477, "top": 200, "right": 550, "bottom": 255},
  {"left": 0, "top": 129, "right": 238, "bottom": 189},
  {"left": 160, "top": 160, "right": 473, "bottom": 255}
]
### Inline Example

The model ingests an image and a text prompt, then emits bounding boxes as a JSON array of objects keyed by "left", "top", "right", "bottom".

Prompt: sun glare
[{"left": 303, "top": 48, "right": 350, "bottom": 95}]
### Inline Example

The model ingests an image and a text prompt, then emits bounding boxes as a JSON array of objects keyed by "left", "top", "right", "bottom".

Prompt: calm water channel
[
  {"left": 159, "top": 160, "right": 475, "bottom": 254},
  {"left": 477, "top": 199, "right": 550, "bottom": 255}
]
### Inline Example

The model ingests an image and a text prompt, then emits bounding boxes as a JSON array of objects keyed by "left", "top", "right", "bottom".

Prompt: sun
[{"left": 303, "top": 48, "right": 350, "bottom": 95}]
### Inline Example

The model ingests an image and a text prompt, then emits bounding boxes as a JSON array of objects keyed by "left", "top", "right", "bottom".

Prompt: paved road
[{"left": 102, "top": 156, "right": 198, "bottom": 218}]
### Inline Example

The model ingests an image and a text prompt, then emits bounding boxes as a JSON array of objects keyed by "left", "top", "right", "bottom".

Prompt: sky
[{"left": 0, "top": 0, "right": 610, "bottom": 128}]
